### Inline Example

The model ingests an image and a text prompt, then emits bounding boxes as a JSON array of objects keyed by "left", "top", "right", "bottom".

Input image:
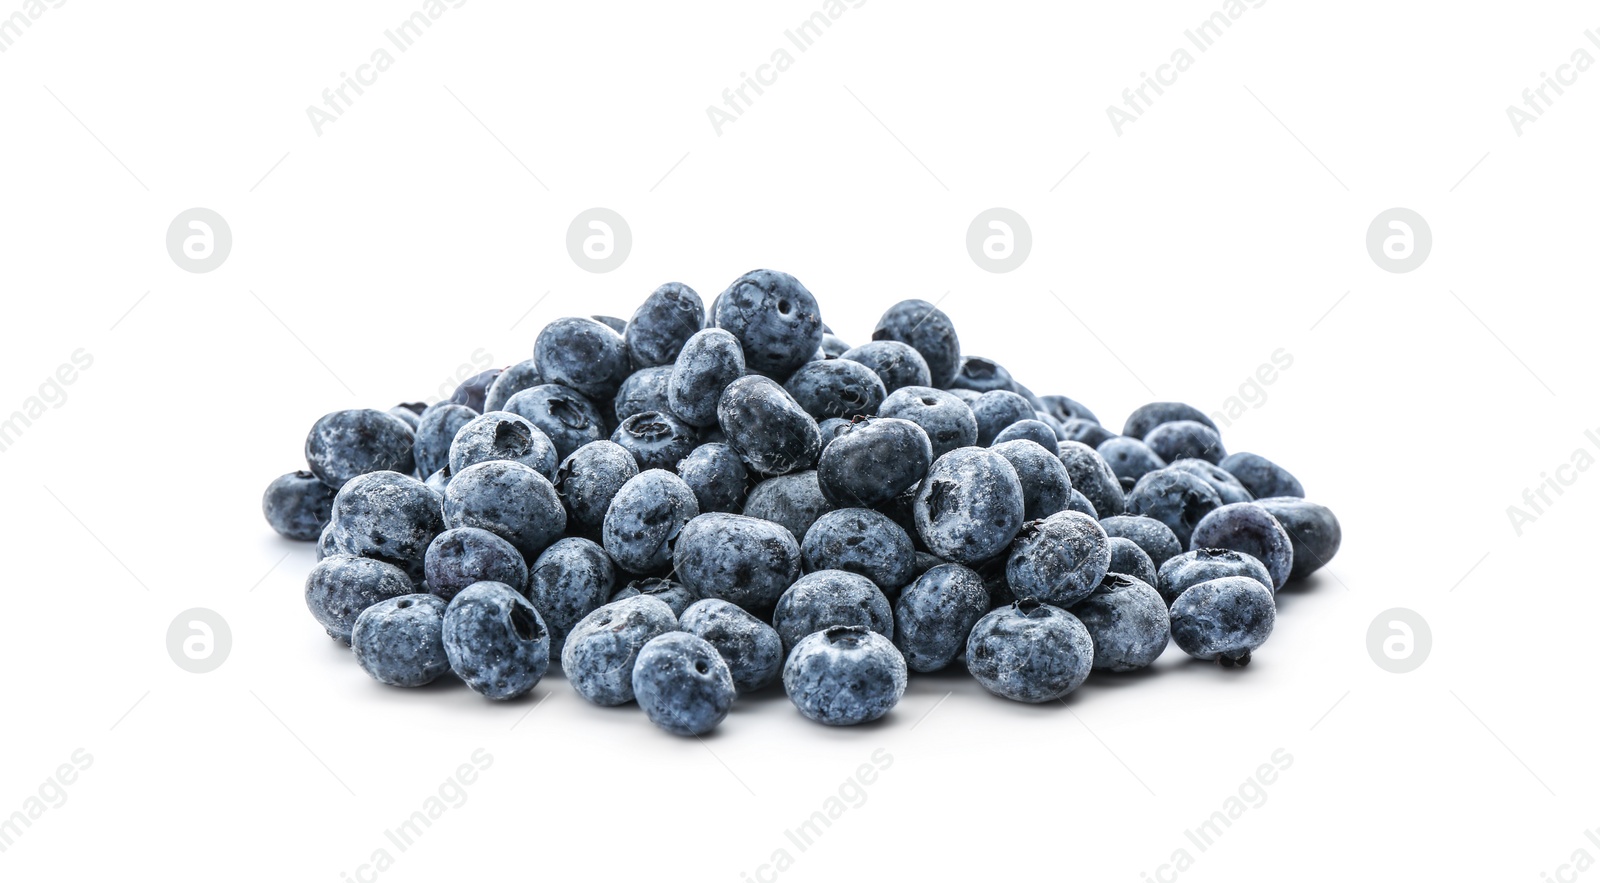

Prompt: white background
[{"left": 2, "top": 2, "right": 1595, "bottom": 880}]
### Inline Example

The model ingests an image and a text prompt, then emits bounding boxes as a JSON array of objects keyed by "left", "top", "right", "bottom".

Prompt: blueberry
[
  {"left": 1097, "top": 436, "right": 1166, "bottom": 484},
  {"left": 327, "top": 471, "right": 445, "bottom": 578},
  {"left": 305, "top": 409, "right": 416, "bottom": 488},
  {"left": 534, "top": 317, "right": 631, "bottom": 401},
  {"left": 1144, "top": 420, "right": 1226, "bottom": 465},
  {"left": 668, "top": 328, "right": 745, "bottom": 428},
  {"left": 448, "top": 410, "right": 558, "bottom": 480},
  {"left": 783, "top": 358, "right": 886, "bottom": 420},
  {"left": 989, "top": 440, "right": 1072, "bottom": 521},
  {"left": 910, "top": 551, "right": 946, "bottom": 578},
  {"left": 872, "top": 299, "right": 960, "bottom": 388},
  {"left": 554, "top": 441, "right": 638, "bottom": 535},
  {"left": 743, "top": 470, "right": 836, "bottom": 544},
  {"left": 562, "top": 595, "right": 679, "bottom": 706},
  {"left": 1219, "top": 452, "right": 1306, "bottom": 499},
  {"left": 632, "top": 632, "right": 736, "bottom": 736},
  {"left": 1167, "top": 458, "right": 1253, "bottom": 503},
  {"left": 966, "top": 600, "right": 1094, "bottom": 703},
  {"left": 1189, "top": 502, "right": 1294, "bottom": 590},
  {"left": 592, "top": 314, "right": 628, "bottom": 334},
  {"left": 611, "top": 577, "right": 699, "bottom": 617},
  {"left": 817, "top": 416, "right": 933, "bottom": 508},
  {"left": 413, "top": 402, "right": 478, "bottom": 479},
  {"left": 424, "top": 466, "right": 452, "bottom": 495},
  {"left": 484, "top": 359, "right": 543, "bottom": 413},
  {"left": 675, "top": 442, "right": 748, "bottom": 514},
  {"left": 1057, "top": 441, "right": 1125, "bottom": 518},
  {"left": 802, "top": 508, "right": 916, "bottom": 590},
  {"left": 448, "top": 369, "right": 502, "bottom": 413},
  {"left": 626, "top": 282, "right": 706, "bottom": 368},
  {"left": 352, "top": 594, "right": 451, "bottom": 687},
  {"left": 442, "top": 460, "right": 566, "bottom": 561},
  {"left": 1122, "top": 402, "right": 1219, "bottom": 439},
  {"left": 601, "top": 469, "right": 699, "bottom": 572},
  {"left": 838, "top": 340, "right": 931, "bottom": 393},
  {"left": 949, "top": 356, "right": 1015, "bottom": 394},
  {"left": 1061, "top": 419, "right": 1118, "bottom": 448},
  {"left": 971, "top": 390, "right": 1035, "bottom": 447},
  {"left": 892, "top": 562, "right": 989, "bottom": 673},
  {"left": 717, "top": 374, "right": 822, "bottom": 476},
  {"left": 1069, "top": 575, "right": 1169, "bottom": 672},
  {"left": 878, "top": 386, "right": 979, "bottom": 459},
  {"left": 672, "top": 512, "right": 802, "bottom": 610},
  {"left": 610, "top": 410, "right": 698, "bottom": 471},
  {"left": 1156, "top": 549, "right": 1273, "bottom": 607},
  {"left": 913, "top": 447, "right": 1025, "bottom": 564},
  {"left": 1125, "top": 467, "right": 1223, "bottom": 548},
  {"left": 503, "top": 384, "right": 607, "bottom": 461},
  {"left": 819, "top": 333, "right": 852, "bottom": 359},
  {"left": 387, "top": 402, "right": 425, "bottom": 429},
  {"left": 1106, "top": 536, "right": 1159, "bottom": 587},
  {"left": 1254, "top": 497, "right": 1342, "bottom": 580},
  {"left": 263, "top": 470, "right": 337, "bottom": 541},
  {"left": 783, "top": 626, "right": 906, "bottom": 726},
  {"left": 1169, "top": 576, "right": 1275, "bottom": 664},
  {"left": 1099, "top": 514, "right": 1184, "bottom": 569},
  {"left": 817, "top": 417, "right": 852, "bottom": 447},
  {"left": 613, "top": 365, "right": 675, "bottom": 423},
  {"left": 442, "top": 581, "right": 550, "bottom": 700},
  {"left": 1065, "top": 489, "right": 1099, "bottom": 519},
  {"left": 305, "top": 555, "right": 414, "bottom": 643},
  {"left": 773, "top": 570, "right": 893, "bottom": 654},
  {"left": 713, "top": 269, "right": 823, "bottom": 377},
  {"left": 526, "top": 536, "right": 615, "bottom": 651},
  {"left": 991, "top": 419, "right": 1058, "bottom": 451},
  {"left": 1009, "top": 380, "right": 1046, "bottom": 411},
  {"left": 1041, "top": 395, "right": 1100, "bottom": 426},
  {"left": 425, "top": 527, "right": 529, "bottom": 602},
  {"left": 1006, "top": 510, "right": 1111, "bottom": 608},
  {"left": 679, "top": 599, "right": 784, "bottom": 693}
]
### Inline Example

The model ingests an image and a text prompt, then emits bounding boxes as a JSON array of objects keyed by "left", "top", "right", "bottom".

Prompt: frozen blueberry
[
  {"left": 878, "top": 385, "right": 978, "bottom": 459},
  {"left": 1122, "top": 402, "right": 1218, "bottom": 439},
  {"left": 971, "top": 390, "right": 1035, "bottom": 447},
  {"left": 413, "top": 402, "right": 478, "bottom": 480},
  {"left": 1061, "top": 419, "right": 1118, "bottom": 449},
  {"left": 1125, "top": 467, "right": 1223, "bottom": 548},
  {"left": 592, "top": 314, "right": 628, "bottom": 334},
  {"left": 1170, "top": 576, "right": 1275, "bottom": 664},
  {"left": 443, "top": 581, "right": 550, "bottom": 700},
  {"left": 526, "top": 536, "right": 615, "bottom": 651},
  {"left": 601, "top": 469, "right": 699, "bottom": 572},
  {"left": 423, "top": 466, "right": 451, "bottom": 495},
  {"left": 838, "top": 340, "right": 931, "bottom": 393},
  {"left": 305, "top": 409, "right": 416, "bottom": 488},
  {"left": 1105, "top": 536, "right": 1159, "bottom": 587},
  {"left": 783, "top": 358, "right": 886, "bottom": 420},
  {"left": 263, "top": 470, "right": 337, "bottom": 541},
  {"left": 966, "top": 600, "right": 1094, "bottom": 703},
  {"left": 783, "top": 626, "right": 906, "bottom": 726},
  {"left": 717, "top": 374, "right": 822, "bottom": 476},
  {"left": 913, "top": 447, "right": 1025, "bottom": 564},
  {"left": 626, "top": 282, "right": 706, "bottom": 368},
  {"left": 773, "top": 570, "right": 893, "bottom": 654},
  {"left": 305, "top": 555, "right": 414, "bottom": 643},
  {"left": 448, "top": 369, "right": 502, "bottom": 413},
  {"left": 425, "top": 527, "right": 529, "bottom": 602},
  {"left": 675, "top": 442, "right": 747, "bottom": 514},
  {"left": 632, "top": 632, "right": 736, "bottom": 736},
  {"left": 668, "top": 328, "right": 745, "bottom": 428},
  {"left": 892, "top": 562, "right": 989, "bottom": 673},
  {"left": 743, "top": 471, "right": 835, "bottom": 543},
  {"left": 554, "top": 441, "right": 638, "bottom": 535},
  {"left": 679, "top": 599, "right": 784, "bottom": 693},
  {"left": 610, "top": 410, "right": 698, "bottom": 471},
  {"left": 872, "top": 299, "right": 960, "bottom": 388},
  {"left": 449, "top": 410, "right": 558, "bottom": 480},
  {"left": 950, "top": 356, "right": 1015, "bottom": 394},
  {"left": 351, "top": 594, "right": 451, "bottom": 687},
  {"left": 1100, "top": 514, "right": 1183, "bottom": 569},
  {"left": 1254, "top": 497, "right": 1342, "bottom": 580},
  {"left": 1189, "top": 502, "right": 1293, "bottom": 590},
  {"left": 387, "top": 402, "right": 425, "bottom": 430},
  {"left": 1156, "top": 548, "right": 1273, "bottom": 607},
  {"left": 1097, "top": 436, "right": 1166, "bottom": 484},
  {"left": 613, "top": 365, "right": 675, "bottom": 423},
  {"left": 817, "top": 417, "right": 852, "bottom": 447},
  {"left": 672, "top": 512, "right": 802, "bottom": 611},
  {"left": 1057, "top": 441, "right": 1125, "bottom": 518},
  {"left": 816, "top": 416, "right": 933, "bottom": 508},
  {"left": 503, "top": 384, "right": 607, "bottom": 461},
  {"left": 1006, "top": 510, "right": 1111, "bottom": 608},
  {"left": 1145, "top": 420, "right": 1226, "bottom": 465},
  {"left": 1220, "top": 453, "right": 1306, "bottom": 499},
  {"left": 1167, "top": 458, "right": 1253, "bottom": 504},
  {"left": 992, "top": 419, "right": 1058, "bottom": 451},
  {"left": 562, "top": 595, "right": 679, "bottom": 706},
  {"left": 713, "top": 269, "right": 824, "bottom": 377},
  {"left": 535, "top": 316, "right": 631, "bottom": 401},
  {"left": 802, "top": 508, "right": 916, "bottom": 590},
  {"left": 1009, "top": 380, "right": 1046, "bottom": 412},
  {"left": 819, "top": 333, "right": 852, "bottom": 359},
  {"left": 989, "top": 440, "right": 1072, "bottom": 522},
  {"left": 1069, "top": 574, "right": 1169, "bottom": 672},
  {"left": 442, "top": 460, "right": 566, "bottom": 561},
  {"left": 611, "top": 577, "right": 699, "bottom": 618},
  {"left": 484, "top": 359, "right": 543, "bottom": 413},
  {"left": 327, "top": 471, "right": 445, "bottom": 578},
  {"left": 1065, "top": 488, "right": 1099, "bottom": 519},
  {"left": 1041, "top": 395, "right": 1100, "bottom": 426}
]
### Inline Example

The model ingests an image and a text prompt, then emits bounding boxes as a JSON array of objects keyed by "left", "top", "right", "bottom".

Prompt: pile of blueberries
[{"left": 263, "top": 270, "right": 1341, "bottom": 736}]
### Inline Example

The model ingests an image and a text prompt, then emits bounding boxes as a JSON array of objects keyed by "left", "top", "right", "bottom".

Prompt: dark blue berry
[
  {"left": 305, "top": 409, "right": 415, "bottom": 488},
  {"left": 892, "top": 562, "right": 988, "bottom": 673},
  {"left": 626, "top": 282, "right": 705, "bottom": 368},
  {"left": 610, "top": 410, "right": 698, "bottom": 471},
  {"left": 562, "top": 595, "right": 679, "bottom": 706},
  {"left": 713, "top": 269, "right": 823, "bottom": 377},
  {"left": 802, "top": 508, "right": 916, "bottom": 590},
  {"left": 912, "top": 447, "right": 1025, "bottom": 564},
  {"left": 263, "top": 470, "right": 336, "bottom": 541},
  {"left": 443, "top": 581, "right": 550, "bottom": 700},
  {"left": 425, "top": 527, "right": 529, "bottom": 601},
  {"left": 601, "top": 469, "right": 699, "bottom": 572},
  {"left": 352, "top": 594, "right": 451, "bottom": 687},
  {"left": 632, "top": 632, "right": 735, "bottom": 735},
  {"left": 966, "top": 600, "right": 1093, "bottom": 703},
  {"left": 872, "top": 299, "right": 961, "bottom": 388},
  {"left": 679, "top": 598, "right": 784, "bottom": 694},
  {"left": 534, "top": 317, "right": 630, "bottom": 401},
  {"left": 716, "top": 374, "right": 822, "bottom": 477},
  {"left": 1170, "top": 576, "right": 1274, "bottom": 664},
  {"left": 668, "top": 328, "right": 745, "bottom": 428},
  {"left": 783, "top": 626, "right": 906, "bottom": 726},
  {"left": 817, "top": 416, "right": 932, "bottom": 508},
  {"left": 672, "top": 512, "right": 802, "bottom": 610}
]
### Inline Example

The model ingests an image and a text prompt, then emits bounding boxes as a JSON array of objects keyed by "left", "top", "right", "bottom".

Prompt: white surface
[{"left": 2, "top": 2, "right": 1595, "bottom": 880}]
